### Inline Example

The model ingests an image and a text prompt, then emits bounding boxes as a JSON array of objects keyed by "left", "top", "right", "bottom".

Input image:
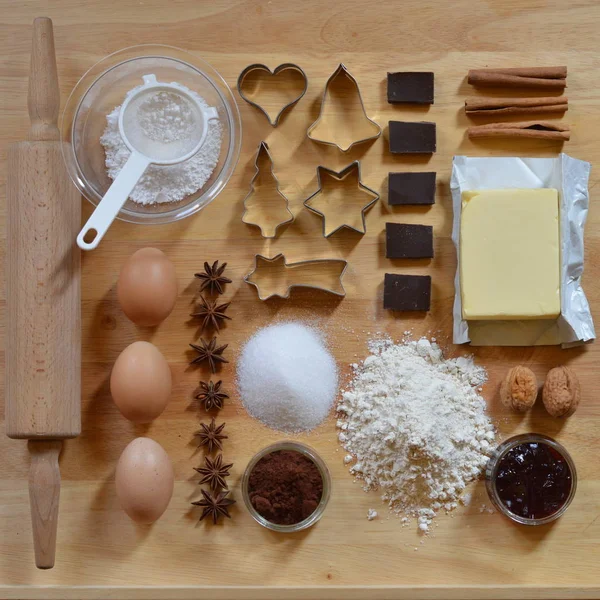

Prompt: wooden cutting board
[{"left": 1, "top": 0, "right": 600, "bottom": 598}]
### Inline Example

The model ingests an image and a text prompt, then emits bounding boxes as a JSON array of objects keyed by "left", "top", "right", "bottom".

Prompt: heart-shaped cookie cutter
[
  {"left": 244, "top": 253, "right": 348, "bottom": 300},
  {"left": 307, "top": 63, "right": 382, "bottom": 152},
  {"left": 237, "top": 63, "right": 308, "bottom": 127}
]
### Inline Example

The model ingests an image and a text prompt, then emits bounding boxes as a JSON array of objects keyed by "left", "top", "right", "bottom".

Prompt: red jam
[{"left": 495, "top": 441, "right": 573, "bottom": 520}]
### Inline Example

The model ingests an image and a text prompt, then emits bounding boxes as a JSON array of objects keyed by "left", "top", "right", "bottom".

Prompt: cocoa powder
[{"left": 248, "top": 450, "right": 323, "bottom": 525}]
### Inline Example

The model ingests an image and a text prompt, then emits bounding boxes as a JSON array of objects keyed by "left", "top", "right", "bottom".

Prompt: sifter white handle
[{"left": 77, "top": 151, "right": 151, "bottom": 251}]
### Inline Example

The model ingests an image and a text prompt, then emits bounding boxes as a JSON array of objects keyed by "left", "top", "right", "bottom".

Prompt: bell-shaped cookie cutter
[
  {"left": 242, "top": 141, "right": 294, "bottom": 238},
  {"left": 303, "top": 161, "right": 379, "bottom": 238},
  {"left": 244, "top": 253, "right": 349, "bottom": 300},
  {"left": 237, "top": 63, "right": 308, "bottom": 127},
  {"left": 307, "top": 63, "right": 382, "bottom": 152}
]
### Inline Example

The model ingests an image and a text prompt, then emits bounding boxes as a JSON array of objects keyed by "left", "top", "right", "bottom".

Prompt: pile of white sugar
[
  {"left": 100, "top": 85, "right": 222, "bottom": 205},
  {"left": 237, "top": 322, "right": 338, "bottom": 433},
  {"left": 337, "top": 337, "right": 494, "bottom": 532}
]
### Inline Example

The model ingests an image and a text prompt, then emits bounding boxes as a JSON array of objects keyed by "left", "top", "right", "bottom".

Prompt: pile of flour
[
  {"left": 100, "top": 86, "right": 222, "bottom": 205},
  {"left": 337, "top": 337, "right": 495, "bottom": 532}
]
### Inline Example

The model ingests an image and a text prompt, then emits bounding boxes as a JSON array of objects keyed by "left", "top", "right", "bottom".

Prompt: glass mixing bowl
[{"left": 61, "top": 45, "right": 241, "bottom": 224}]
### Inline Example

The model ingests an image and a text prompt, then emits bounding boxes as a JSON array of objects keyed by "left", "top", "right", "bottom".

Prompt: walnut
[
  {"left": 543, "top": 366, "right": 580, "bottom": 417},
  {"left": 500, "top": 366, "right": 538, "bottom": 411}
]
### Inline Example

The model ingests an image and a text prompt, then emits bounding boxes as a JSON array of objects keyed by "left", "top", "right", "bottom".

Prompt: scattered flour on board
[
  {"left": 337, "top": 337, "right": 495, "bottom": 533},
  {"left": 100, "top": 85, "right": 222, "bottom": 205}
]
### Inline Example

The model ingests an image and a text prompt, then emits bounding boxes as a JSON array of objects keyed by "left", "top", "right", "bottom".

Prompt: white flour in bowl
[
  {"left": 337, "top": 337, "right": 495, "bottom": 532},
  {"left": 100, "top": 86, "right": 222, "bottom": 205},
  {"left": 137, "top": 90, "right": 196, "bottom": 144}
]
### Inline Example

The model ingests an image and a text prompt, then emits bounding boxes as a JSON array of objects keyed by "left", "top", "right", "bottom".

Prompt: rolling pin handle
[
  {"left": 28, "top": 440, "right": 62, "bottom": 569},
  {"left": 27, "top": 17, "right": 60, "bottom": 142}
]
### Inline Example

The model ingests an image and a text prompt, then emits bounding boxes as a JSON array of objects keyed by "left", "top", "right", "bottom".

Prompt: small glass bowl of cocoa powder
[{"left": 242, "top": 441, "right": 331, "bottom": 532}]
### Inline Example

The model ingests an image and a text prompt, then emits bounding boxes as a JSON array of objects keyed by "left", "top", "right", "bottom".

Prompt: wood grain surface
[{"left": 1, "top": 0, "right": 600, "bottom": 598}]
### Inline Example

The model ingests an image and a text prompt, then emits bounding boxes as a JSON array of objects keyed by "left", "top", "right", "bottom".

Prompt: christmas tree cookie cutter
[
  {"left": 307, "top": 63, "right": 381, "bottom": 152},
  {"left": 242, "top": 141, "right": 294, "bottom": 238},
  {"left": 244, "top": 253, "right": 348, "bottom": 300},
  {"left": 237, "top": 63, "right": 308, "bottom": 127},
  {"left": 303, "top": 161, "right": 379, "bottom": 238}
]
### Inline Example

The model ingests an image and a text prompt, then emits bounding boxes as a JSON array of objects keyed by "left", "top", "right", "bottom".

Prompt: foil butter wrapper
[{"left": 450, "top": 154, "right": 595, "bottom": 347}]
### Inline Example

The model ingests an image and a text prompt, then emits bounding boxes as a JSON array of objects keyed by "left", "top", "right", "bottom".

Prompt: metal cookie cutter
[
  {"left": 242, "top": 141, "right": 294, "bottom": 238},
  {"left": 237, "top": 63, "right": 308, "bottom": 127},
  {"left": 244, "top": 253, "right": 349, "bottom": 301},
  {"left": 307, "top": 63, "right": 382, "bottom": 152},
  {"left": 303, "top": 161, "right": 379, "bottom": 238}
]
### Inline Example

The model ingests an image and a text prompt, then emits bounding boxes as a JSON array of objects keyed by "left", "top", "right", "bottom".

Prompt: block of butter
[{"left": 460, "top": 188, "right": 560, "bottom": 320}]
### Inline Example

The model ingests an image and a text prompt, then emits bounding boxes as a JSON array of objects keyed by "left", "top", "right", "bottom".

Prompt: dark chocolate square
[
  {"left": 386, "top": 223, "right": 434, "bottom": 259},
  {"left": 387, "top": 72, "right": 434, "bottom": 104},
  {"left": 388, "top": 172, "right": 436, "bottom": 206},
  {"left": 389, "top": 121, "right": 436, "bottom": 154},
  {"left": 383, "top": 274, "right": 431, "bottom": 311}
]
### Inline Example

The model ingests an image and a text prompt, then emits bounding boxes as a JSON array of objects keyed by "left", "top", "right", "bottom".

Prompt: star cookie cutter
[
  {"left": 303, "top": 161, "right": 379, "bottom": 238},
  {"left": 242, "top": 141, "right": 294, "bottom": 238},
  {"left": 244, "top": 253, "right": 348, "bottom": 300},
  {"left": 307, "top": 63, "right": 381, "bottom": 152},
  {"left": 237, "top": 63, "right": 308, "bottom": 127}
]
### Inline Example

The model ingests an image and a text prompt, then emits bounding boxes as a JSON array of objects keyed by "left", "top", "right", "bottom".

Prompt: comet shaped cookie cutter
[
  {"left": 237, "top": 63, "right": 308, "bottom": 127},
  {"left": 242, "top": 141, "right": 294, "bottom": 238},
  {"left": 244, "top": 253, "right": 349, "bottom": 300},
  {"left": 307, "top": 63, "right": 382, "bottom": 152},
  {"left": 303, "top": 161, "right": 379, "bottom": 238}
]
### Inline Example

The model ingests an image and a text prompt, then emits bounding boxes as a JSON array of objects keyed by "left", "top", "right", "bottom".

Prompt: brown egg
[
  {"left": 117, "top": 247, "right": 178, "bottom": 326},
  {"left": 115, "top": 437, "right": 174, "bottom": 524},
  {"left": 110, "top": 341, "right": 172, "bottom": 423}
]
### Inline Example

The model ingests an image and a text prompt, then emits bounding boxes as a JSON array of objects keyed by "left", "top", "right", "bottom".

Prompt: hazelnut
[
  {"left": 500, "top": 366, "right": 538, "bottom": 411},
  {"left": 543, "top": 366, "right": 580, "bottom": 417}
]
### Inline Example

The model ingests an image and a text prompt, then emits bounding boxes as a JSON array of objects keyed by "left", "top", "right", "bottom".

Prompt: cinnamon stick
[
  {"left": 468, "top": 66, "right": 567, "bottom": 89},
  {"left": 478, "top": 67, "right": 567, "bottom": 78},
  {"left": 467, "top": 121, "right": 570, "bottom": 141},
  {"left": 465, "top": 96, "right": 568, "bottom": 117}
]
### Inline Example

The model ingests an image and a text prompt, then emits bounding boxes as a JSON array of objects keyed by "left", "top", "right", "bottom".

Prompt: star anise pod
[
  {"left": 195, "top": 454, "right": 233, "bottom": 491},
  {"left": 195, "top": 260, "right": 232, "bottom": 295},
  {"left": 195, "top": 418, "right": 228, "bottom": 453},
  {"left": 190, "top": 337, "right": 228, "bottom": 372},
  {"left": 192, "top": 489, "right": 235, "bottom": 524},
  {"left": 195, "top": 380, "right": 229, "bottom": 411},
  {"left": 191, "top": 296, "right": 231, "bottom": 333}
]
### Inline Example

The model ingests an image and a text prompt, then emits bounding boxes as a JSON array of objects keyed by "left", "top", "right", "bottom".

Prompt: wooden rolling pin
[{"left": 6, "top": 17, "right": 81, "bottom": 569}]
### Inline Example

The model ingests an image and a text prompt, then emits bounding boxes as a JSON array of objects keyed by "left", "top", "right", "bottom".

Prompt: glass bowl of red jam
[{"left": 486, "top": 433, "right": 577, "bottom": 526}]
